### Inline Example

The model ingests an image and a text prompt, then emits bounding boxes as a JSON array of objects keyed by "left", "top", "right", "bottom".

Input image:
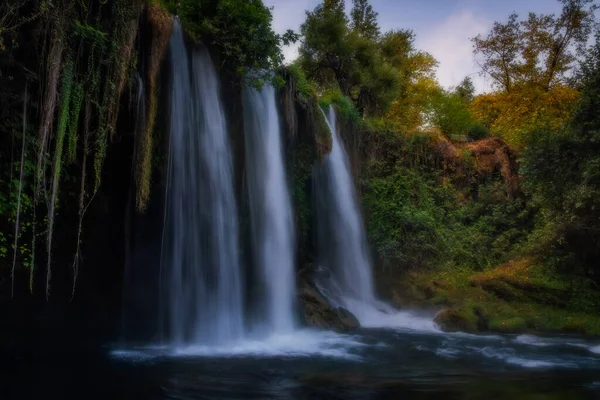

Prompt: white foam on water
[
  {"left": 111, "top": 330, "right": 366, "bottom": 361},
  {"left": 342, "top": 297, "right": 439, "bottom": 333},
  {"left": 504, "top": 357, "right": 559, "bottom": 368},
  {"left": 479, "top": 345, "right": 578, "bottom": 369},
  {"left": 162, "top": 329, "right": 367, "bottom": 360},
  {"left": 515, "top": 335, "right": 600, "bottom": 356},
  {"left": 110, "top": 349, "right": 163, "bottom": 362},
  {"left": 514, "top": 334, "right": 552, "bottom": 347},
  {"left": 436, "top": 348, "right": 461, "bottom": 358}
]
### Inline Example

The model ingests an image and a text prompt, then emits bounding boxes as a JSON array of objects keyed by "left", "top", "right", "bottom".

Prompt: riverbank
[{"left": 383, "top": 257, "right": 600, "bottom": 336}]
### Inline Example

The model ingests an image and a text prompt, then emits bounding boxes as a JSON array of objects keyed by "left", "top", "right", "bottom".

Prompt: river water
[{"left": 5, "top": 327, "right": 599, "bottom": 399}]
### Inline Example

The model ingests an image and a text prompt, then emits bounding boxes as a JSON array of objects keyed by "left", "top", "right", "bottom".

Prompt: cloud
[{"left": 415, "top": 9, "right": 492, "bottom": 93}]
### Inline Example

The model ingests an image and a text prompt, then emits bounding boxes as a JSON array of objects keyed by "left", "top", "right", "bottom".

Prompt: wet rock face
[{"left": 298, "top": 283, "right": 360, "bottom": 331}]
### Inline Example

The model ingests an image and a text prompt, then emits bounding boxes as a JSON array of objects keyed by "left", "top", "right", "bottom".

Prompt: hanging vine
[
  {"left": 45, "top": 59, "right": 74, "bottom": 298},
  {"left": 2, "top": 0, "right": 165, "bottom": 298}
]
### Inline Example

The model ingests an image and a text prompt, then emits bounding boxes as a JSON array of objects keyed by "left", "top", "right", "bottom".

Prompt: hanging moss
[
  {"left": 36, "top": 25, "right": 65, "bottom": 194},
  {"left": 66, "top": 84, "right": 83, "bottom": 164},
  {"left": 134, "top": 4, "right": 172, "bottom": 212},
  {"left": 135, "top": 86, "right": 157, "bottom": 212},
  {"left": 45, "top": 59, "right": 74, "bottom": 298}
]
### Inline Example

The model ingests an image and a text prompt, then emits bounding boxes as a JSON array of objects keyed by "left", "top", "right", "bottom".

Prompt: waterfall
[
  {"left": 160, "top": 22, "right": 244, "bottom": 345},
  {"left": 314, "top": 106, "right": 376, "bottom": 307},
  {"left": 242, "top": 84, "right": 296, "bottom": 334},
  {"left": 315, "top": 106, "right": 437, "bottom": 331}
]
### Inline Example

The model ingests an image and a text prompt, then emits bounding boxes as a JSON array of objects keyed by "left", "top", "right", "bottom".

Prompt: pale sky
[{"left": 264, "top": 0, "right": 564, "bottom": 93}]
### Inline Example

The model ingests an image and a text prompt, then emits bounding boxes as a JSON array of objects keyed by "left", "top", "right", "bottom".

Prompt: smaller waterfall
[
  {"left": 314, "top": 106, "right": 376, "bottom": 306},
  {"left": 315, "top": 106, "right": 437, "bottom": 332},
  {"left": 243, "top": 84, "right": 296, "bottom": 334}
]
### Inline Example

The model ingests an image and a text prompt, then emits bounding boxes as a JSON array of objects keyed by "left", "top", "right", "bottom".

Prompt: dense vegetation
[
  {"left": 0, "top": 0, "right": 599, "bottom": 337},
  {"left": 298, "top": 0, "right": 600, "bottom": 334}
]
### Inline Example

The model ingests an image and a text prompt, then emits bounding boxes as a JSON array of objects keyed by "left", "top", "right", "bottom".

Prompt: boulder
[
  {"left": 433, "top": 308, "right": 478, "bottom": 333},
  {"left": 298, "top": 284, "right": 360, "bottom": 331},
  {"left": 334, "top": 307, "right": 360, "bottom": 329}
]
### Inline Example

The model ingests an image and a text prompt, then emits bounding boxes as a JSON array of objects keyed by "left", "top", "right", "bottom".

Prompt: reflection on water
[{"left": 5, "top": 328, "right": 599, "bottom": 399}]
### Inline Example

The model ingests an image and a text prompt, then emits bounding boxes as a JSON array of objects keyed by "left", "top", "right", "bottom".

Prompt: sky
[{"left": 263, "top": 0, "right": 564, "bottom": 93}]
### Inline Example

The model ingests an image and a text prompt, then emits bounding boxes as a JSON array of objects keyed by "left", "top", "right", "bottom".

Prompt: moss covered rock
[
  {"left": 489, "top": 316, "right": 528, "bottom": 333},
  {"left": 433, "top": 308, "right": 479, "bottom": 333}
]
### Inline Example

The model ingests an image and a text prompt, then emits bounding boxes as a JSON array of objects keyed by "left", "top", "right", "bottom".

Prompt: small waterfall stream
[
  {"left": 243, "top": 84, "right": 296, "bottom": 334},
  {"left": 314, "top": 106, "right": 376, "bottom": 305},
  {"left": 315, "top": 106, "right": 436, "bottom": 331},
  {"left": 161, "top": 22, "right": 244, "bottom": 345}
]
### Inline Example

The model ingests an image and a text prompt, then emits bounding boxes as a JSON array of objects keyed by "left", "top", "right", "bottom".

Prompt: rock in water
[
  {"left": 298, "top": 284, "right": 360, "bottom": 331},
  {"left": 334, "top": 307, "right": 360, "bottom": 329}
]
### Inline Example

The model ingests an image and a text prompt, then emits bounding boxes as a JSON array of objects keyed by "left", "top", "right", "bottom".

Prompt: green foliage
[
  {"left": 472, "top": 0, "right": 598, "bottom": 92},
  {"left": 66, "top": 84, "right": 83, "bottom": 164},
  {"left": 299, "top": 0, "right": 404, "bottom": 116},
  {"left": 467, "top": 122, "right": 490, "bottom": 141},
  {"left": 521, "top": 31, "right": 600, "bottom": 280},
  {"left": 54, "top": 61, "right": 74, "bottom": 184},
  {"left": 429, "top": 89, "right": 474, "bottom": 137},
  {"left": 455, "top": 76, "right": 475, "bottom": 103},
  {"left": 363, "top": 167, "right": 447, "bottom": 268},
  {"left": 320, "top": 90, "right": 362, "bottom": 125},
  {"left": 286, "top": 64, "right": 316, "bottom": 104},
  {"left": 350, "top": 0, "right": 380, "bottom": 40},
  {"left": 174, "top": 0, "right": 297, "bottom": 87}
]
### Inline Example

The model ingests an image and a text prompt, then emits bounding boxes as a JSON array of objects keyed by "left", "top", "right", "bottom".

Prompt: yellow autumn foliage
[
  {"left": 386, "top": 76, "right": 440, "bottom": 132},
  {"left": 471, "top": 85, "right": 579, "bottom": 149}
]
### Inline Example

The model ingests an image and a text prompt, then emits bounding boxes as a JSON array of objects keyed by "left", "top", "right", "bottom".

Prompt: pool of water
[{"left": 3, "top": 326, "right": 599, "bottom": 399}]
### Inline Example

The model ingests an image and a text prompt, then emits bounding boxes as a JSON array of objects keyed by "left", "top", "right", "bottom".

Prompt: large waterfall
[
  {"left": 242, "top": 84, "right": 296, "bottom": 334},
  {"left": 314, "top": 106, "right": 376, "bottom": 307},
  {"left": 160, "top": 22, "right": 244, "bottom": 345}
]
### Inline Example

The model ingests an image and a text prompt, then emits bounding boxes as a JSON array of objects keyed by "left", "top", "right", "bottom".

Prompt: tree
[
  {"left": 385, "top": 46, "right": 440, "bottom": 131},
  {"left": 429, "top": 90, "right": 475, "bottom": 138},
  {"left": 177, "top": 0, "right": 298, "bottom": 86},
  {"left": 455, "top": 76, "right": 475, "bottom": 103},
  {"left": 351, "top": 0, "right": 380, "bottom": 39},
  {"left": 521, "top": 33, "right": 600, "bottom": 281},
  {"left": 472, "top": 0, "right": 598, "bottom": 92},
  {"left": 472, "top": 12, "right": 521, "bottom": 93},
  {"left": 299, "top": 0, "right": 399, "bottom": 116},
  {"left": 470, "top": 84, "right": 579, "bottom": 148}
]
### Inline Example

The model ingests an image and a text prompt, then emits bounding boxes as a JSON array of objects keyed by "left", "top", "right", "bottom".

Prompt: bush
[{"left": 467, "top": 122, "right": 490, "bottom": 141}]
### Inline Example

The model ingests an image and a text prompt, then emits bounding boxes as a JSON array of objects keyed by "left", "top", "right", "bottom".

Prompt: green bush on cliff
[{"left": 170, "top": 0, "right": 298, "bottom": 87}]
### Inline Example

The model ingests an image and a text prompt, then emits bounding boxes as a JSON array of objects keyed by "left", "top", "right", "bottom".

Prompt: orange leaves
[{"left": 470, "top": 85, "right": 580, "bottom": 149}]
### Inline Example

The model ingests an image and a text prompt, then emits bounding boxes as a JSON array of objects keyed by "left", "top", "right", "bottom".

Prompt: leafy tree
[
  {"left": 473, "top": 0, "right": 597, "bottom": 92},
  {"left": 382, "top": 33, "right": 440, "bottom": 130},
  {"left": 429, "top": 89, "right": 475, "bottom": 138},
  {"left": 175, "top": 0, "right": 298, "bottom": 86},
  {"left": 455, "top": 76, "right": 475, "bottom": 103},
  {"left": 299, "top": 0, "right": 399, "bottom": 116},
  {"left": 521, "top": 31, "right": 600, "bottom": 280},
  {"left": 350, "top": 0, "right": 380, "bottom": 39},
  {"left": 470, "top": 84, "right": 579, "bottom": 148},
  {"left": 472, "top": 12, "right": 521, "bottom": 93}
]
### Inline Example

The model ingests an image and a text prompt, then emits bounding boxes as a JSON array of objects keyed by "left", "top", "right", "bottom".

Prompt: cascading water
[
  {"left": 242, "top": 84, "right": 296, "bottom": 334},
  {"left": 314, "top": 106, "right": 376, "bottom": 305},
  {"left": 160, "top": 22, "right": 244, "bottom": 345},
  {"left": 315, "top": 106, "right": 437, "bottom": 332}
]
